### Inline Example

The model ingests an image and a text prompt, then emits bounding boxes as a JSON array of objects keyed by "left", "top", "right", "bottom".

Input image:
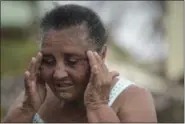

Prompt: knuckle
[
  {"left": 93, "top": 65, "right": 98, "bottom": 69},
  {"left": 92, "top": 65, "right": 99, "bottom": 74},
  {"left": 25, "top": 81, "right": 32, "bottom": 89},
  {"left": 28, "top": 80, "right": 33, "bottom": 86}
]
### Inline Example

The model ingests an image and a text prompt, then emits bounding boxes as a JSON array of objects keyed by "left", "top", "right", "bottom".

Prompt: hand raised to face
[
  {"left": 84, "top": 51, "right": 119, "bottom": 110},
  {"left": 23, "top": 52, "right": 47, "bottom": 113}
]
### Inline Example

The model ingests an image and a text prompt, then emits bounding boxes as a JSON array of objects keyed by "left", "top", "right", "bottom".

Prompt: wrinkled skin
[
  {"left": 23, "top": 53, "right": 46, "bottom": 113},
  {"left": 84, "top": 51, "right": 119, "bottom": 109},
  {"left": 23, "top": 24, "right": 118, "bottom": 113},
  {"left": 40, "top": 25, "right": 92, "bottom": 102}
]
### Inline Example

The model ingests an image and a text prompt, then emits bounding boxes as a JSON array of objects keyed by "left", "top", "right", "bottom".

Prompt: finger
[
  {"left": 94, "top": 52, "right": 109, "bottom": 71},
  {"left": 28, "top": 57, "right": 37, "bottom": 75},
  {"left": 30, "top": 81, "right": 36, "bottom": 95},
  {"left": 89, "top": 64, "right": 99, "bottom": 85},
  {"left": 109, "top": 71, "right": 120, "bottom": 79},
  {"left": 24, "top": 71, "right": 32, "bottom": 92},
  {"left": 87, "top": 51, "right": 101, "bottom": 85},
  {"left": 94, "top": 52, "right": 102, "bottom": 64},
  {"left": 35, "top": 52, "right": 43, "bottom": 74},
  {"left": 87, "top": 51, "right": 98, "bottom": 67},
  {"left": 37, "top": 72, "right": 45, "bottom": 84},
  {"left": 24, "top": 71, "right": 38, "bottom": 97}
]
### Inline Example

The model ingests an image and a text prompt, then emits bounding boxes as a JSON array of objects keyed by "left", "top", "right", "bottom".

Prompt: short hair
[{"left": 40, "top": 4, "right": 107, "bottom": 51}]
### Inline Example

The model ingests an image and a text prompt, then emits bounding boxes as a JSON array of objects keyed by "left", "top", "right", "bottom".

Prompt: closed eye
[
  {"left": 42, "top": 57, "right": 55, "bottom": 66},
  {"left": 43, "top": 59, "right": 55, "bottom": 65},
  {"left": 66, "top": 58, "right": 79, "bottom": 65}
]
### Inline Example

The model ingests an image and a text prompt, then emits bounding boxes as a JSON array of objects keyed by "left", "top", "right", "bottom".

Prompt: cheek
[
  {"left": 68, "top": 62, "right": 90, "bottom": 84},
  {"left": 40, "top": 66, "right": 54, "bottom": 81}
]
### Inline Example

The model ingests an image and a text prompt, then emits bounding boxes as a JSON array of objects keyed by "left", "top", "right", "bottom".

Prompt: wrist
[{"left": 20, "top": 101, "right": 36, "bottom": 115}]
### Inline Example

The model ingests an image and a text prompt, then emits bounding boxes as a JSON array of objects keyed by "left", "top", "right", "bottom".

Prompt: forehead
[{"left": 41, "top": 25, "right": 96, "bottom": 55}]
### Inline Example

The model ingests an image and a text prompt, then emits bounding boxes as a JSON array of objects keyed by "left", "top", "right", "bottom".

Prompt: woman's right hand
[{"left": 22, "top": 52, "right": 47, "bottom": 113}]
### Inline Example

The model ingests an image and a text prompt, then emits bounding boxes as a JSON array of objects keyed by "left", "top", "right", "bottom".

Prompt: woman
[{"left": 3, "top": 4, "right": 157, "bottom": 123}]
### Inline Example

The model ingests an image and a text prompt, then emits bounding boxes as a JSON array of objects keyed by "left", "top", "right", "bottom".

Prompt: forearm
[
  {"left": 86, "top": 105, "right": 120, "bottom": 122},
  {"left": 3, "top": 103, "right": 35, "bottom": 123}
]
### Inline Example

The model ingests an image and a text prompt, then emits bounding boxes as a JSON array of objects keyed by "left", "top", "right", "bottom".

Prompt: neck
[{"left": 61, "top": 97, "right": 86, "bottom": 112}]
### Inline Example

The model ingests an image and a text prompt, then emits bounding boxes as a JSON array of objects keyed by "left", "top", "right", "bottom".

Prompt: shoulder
[
  {"left": 112, "top": 82, "right": 153, "bottom": 108},
  {"left": 120, "top": 84, "right": 153, "bottom": 103},
  {"left": 114, "top": 83, "right": 157, "bottom": 122}
]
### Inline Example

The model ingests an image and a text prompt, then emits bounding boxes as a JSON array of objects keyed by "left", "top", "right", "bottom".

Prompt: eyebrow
[
  {"left": 42, "top": 54, "right": 54, "bottom": 58},
  {"left": 64, "top": 53, "right": 88, "bottom": 60},
  {"left": 41, "top": 48, "right": 88, "bottom": 57}
]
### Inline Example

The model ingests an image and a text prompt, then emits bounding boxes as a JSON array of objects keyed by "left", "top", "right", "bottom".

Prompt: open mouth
[
  {"left": 56, "top": 83, "right": 73, "bottom": 87},
  {"left": 55, "top": 82, "right": 74, "bottom": 91}
]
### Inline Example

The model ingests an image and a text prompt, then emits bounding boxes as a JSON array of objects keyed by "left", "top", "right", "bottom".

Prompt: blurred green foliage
[
  {"left": 1, "top": 107, "right": 6, "bottom": 122},
  {"left": 1, "top": 40, "right": 38, "bottom": 78}
]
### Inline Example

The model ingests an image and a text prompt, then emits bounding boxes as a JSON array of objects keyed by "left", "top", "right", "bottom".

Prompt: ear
[{"left": 100, "top": 45, "right": 107, "bottom": 62}]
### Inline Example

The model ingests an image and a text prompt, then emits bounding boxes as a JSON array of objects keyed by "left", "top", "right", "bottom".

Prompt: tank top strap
[{"left": 108, "top": 78, "right": 135, "bottom": 107}]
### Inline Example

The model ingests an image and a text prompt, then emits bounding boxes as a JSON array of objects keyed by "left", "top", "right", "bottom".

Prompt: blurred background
[{"left": 1, "top": 1, "right": 184, "bottom": 122}]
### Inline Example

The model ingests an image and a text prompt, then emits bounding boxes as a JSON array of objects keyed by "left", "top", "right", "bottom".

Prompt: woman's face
[{"left": 40, "top": 25, "right": 96, "bottom": 101}]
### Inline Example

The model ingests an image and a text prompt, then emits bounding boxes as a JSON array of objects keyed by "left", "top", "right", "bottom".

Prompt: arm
[
  {"left": 3, "top": 53, "right": 46, "bottom": 122},
  {"left": 86, "top": 85, "right": 157, "bottom": 123},
  {"left": 117, "top": 85, "right": 157, "bottom": 122},
  {"left": 86, "top": 105, "right": 120, "bottom": 122},
  {"left": 85, "top": 51, "right": 156, "bottom": 122},
  {"left": 3, "top": 91, "right": 35, "bottom": 123}
]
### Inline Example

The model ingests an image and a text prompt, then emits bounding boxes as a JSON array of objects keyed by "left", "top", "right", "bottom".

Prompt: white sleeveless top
[{"left": 33, "top": 77, "right": 134, "bottom": 123}]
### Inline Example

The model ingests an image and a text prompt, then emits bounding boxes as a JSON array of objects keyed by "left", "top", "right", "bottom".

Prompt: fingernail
[
  {"left": 25, "top": 71, "right": 30, "bottom": 76},
  {"left": 32, "top": 57, "right": 36, "bottom": 62},
  {"left": 88, "top": 50, "right": 92, "bottom": 55},
  {"left": 94, "top": 52, "right": 98, "bottom": 56}
]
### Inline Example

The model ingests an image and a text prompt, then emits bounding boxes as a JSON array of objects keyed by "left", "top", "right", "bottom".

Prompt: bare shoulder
[
  {"left": 119, "top": 84, "right": 154, "bottom": 103},
  {"left": 114, "top": 84, "right": 157, "bottom": 122}
]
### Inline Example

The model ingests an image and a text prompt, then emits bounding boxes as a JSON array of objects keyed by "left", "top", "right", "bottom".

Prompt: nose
[{"left": 53, "top": 62, "right": 68, "bottom": 80}]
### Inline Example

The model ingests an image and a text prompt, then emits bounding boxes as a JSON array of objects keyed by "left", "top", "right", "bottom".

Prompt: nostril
[{"left": 53, "top": 69, "right": 69, "bottom": 80}]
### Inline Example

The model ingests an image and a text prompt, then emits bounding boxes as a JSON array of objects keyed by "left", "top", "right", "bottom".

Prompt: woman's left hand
[{"left": 84, "top": 51, "right": 119, "bottom": 110}]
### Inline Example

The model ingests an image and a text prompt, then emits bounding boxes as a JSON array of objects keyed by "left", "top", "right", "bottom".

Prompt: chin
[
  {"left": 49, "top": 85, "right": 85, "bottom": 102},
  {"left": 57, "top": 92, "right": 82, "bottom": 102},
  {"left": 55, "top": 92, "right": 74, "bottom": 100}
]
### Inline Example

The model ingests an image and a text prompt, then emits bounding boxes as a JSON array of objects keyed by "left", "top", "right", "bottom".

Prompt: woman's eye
[
  {"left": 42, "top": 59, "right": 55, "bottom": 66},
  {"left": 67, "top": 59, "right": 79, "bottom": 65}
]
